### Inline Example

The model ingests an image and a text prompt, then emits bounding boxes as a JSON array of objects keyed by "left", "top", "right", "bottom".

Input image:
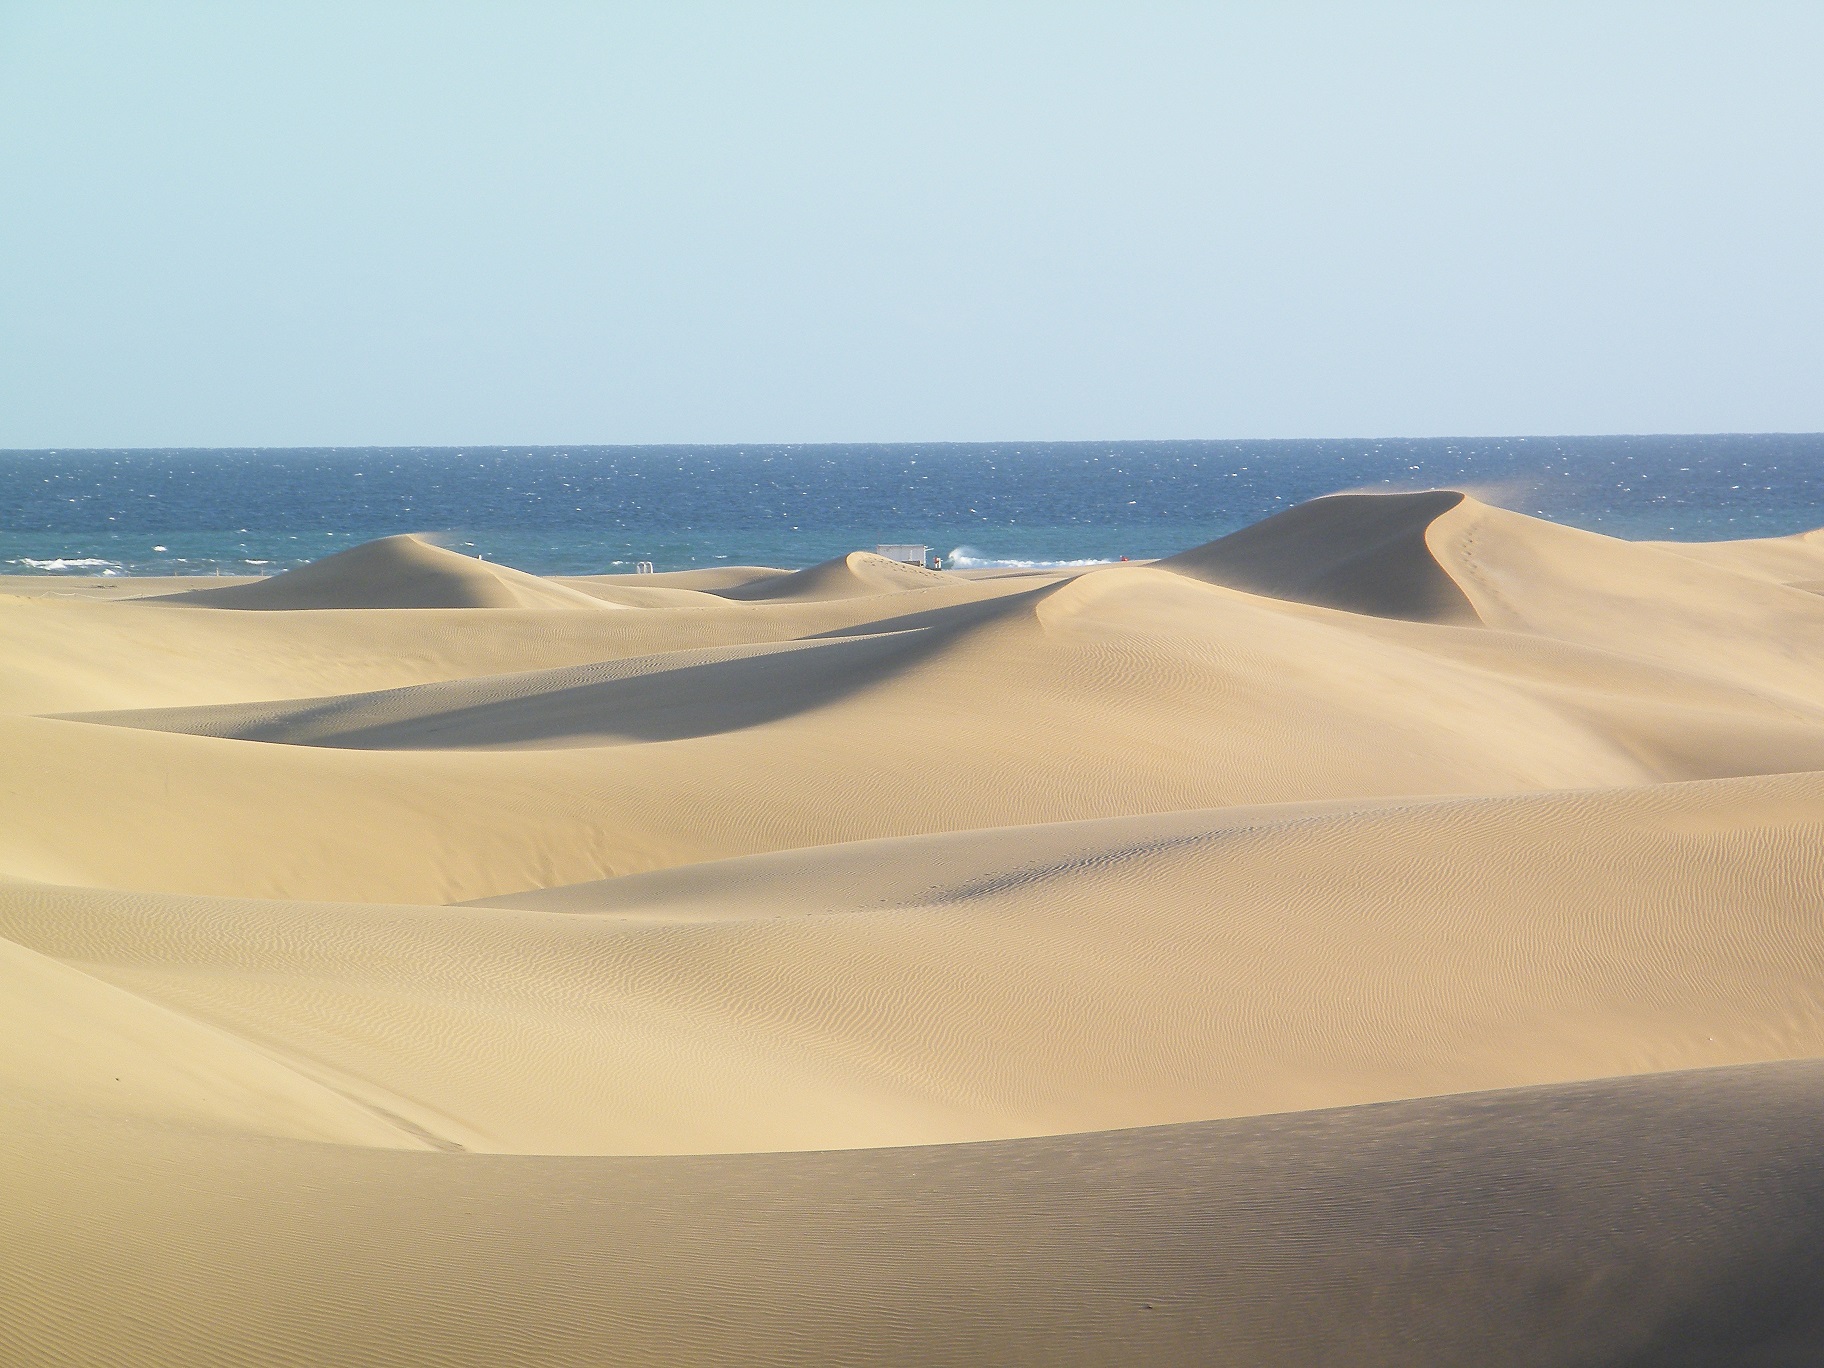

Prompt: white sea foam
[
  {"left": 10, "top": 557, "right": 122, "bottom": 573},
  {"left": 945, "top": 547, "right": 1113, "bottom": 570}
]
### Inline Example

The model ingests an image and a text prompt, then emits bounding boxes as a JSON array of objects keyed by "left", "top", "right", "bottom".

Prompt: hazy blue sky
[{"left": 2, "top": 2, "right": 1820, "bottom": 446}]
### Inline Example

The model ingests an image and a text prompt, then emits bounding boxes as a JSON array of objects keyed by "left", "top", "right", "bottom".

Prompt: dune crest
[{"left": 162, "top": 534, "right": 611, "bottom": 610}]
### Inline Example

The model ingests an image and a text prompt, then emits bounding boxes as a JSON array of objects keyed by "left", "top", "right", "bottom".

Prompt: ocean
[{"left": 3, "top": 434, "right": 1822, "bottom": 577}]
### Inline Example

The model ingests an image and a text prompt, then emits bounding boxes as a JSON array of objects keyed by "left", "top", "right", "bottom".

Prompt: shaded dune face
[
  {"left": 64, "top": 630, "right": 953, "bottom": 750},
  {"left": 1159, "top": 489, "right": 1480, "bottom": 623},
  {"left": 9, "top": 488, "right": 1824, "bottom": 1365}
]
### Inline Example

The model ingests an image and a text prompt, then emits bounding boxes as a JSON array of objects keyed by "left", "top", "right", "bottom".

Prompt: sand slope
[
  {"left": 5, "top": 490, "right": 1824, "bottom": 1364},
  {"left": 6, "top": 1062, "right": 1823, "bottom": 1368},
  {"left": 1649, "top": 525, "right": 1824, "bottom": 583},
  {"left": 0, "top": 936, "right": 420, "bottom": 1146},
  {"left": 0, "top": 773, "right": 1817, "bottom": 1156}
]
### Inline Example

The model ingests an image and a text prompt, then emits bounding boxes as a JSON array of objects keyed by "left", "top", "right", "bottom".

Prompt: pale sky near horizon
[{"left": 2, "top": 2, "right": 1821, "bottom": 448}]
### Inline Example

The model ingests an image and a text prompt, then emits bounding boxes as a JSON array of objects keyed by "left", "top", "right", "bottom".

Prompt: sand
[{"left": 4, "top": 492, "right": 1823, "bottom": 1364}]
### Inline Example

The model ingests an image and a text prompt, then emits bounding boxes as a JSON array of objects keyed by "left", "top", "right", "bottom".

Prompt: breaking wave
[
  {"left": 10, "top": 557, "right": 123, "bottom": 574},
  {"left": 945, "top": 547, "right": 1114, "bottom": 570}
]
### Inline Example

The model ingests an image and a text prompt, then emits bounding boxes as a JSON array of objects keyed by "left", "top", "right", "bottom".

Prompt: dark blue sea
[{"left": 3, "top": 436, "right": 1822, "bottom": 576}]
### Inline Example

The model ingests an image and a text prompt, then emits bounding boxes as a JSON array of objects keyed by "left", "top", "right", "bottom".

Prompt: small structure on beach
[{"left": 875, "top": 544, "right": 930, "bottom": 567}]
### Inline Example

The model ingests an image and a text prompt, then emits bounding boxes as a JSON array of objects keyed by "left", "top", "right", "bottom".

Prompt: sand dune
[
  {"left": 717, "top": 548, "right": 963, "bottom": 600},
  {"left": 165, "top": 533, "right": 613, "bottom": 610},
  {"left": 15, "top": 502, "right": 1824, "bottom": 900},
  {"left": 1158, "top": 489, "right": 1481, "bottom": 622},
  {"left": 1431, "top": 499, "right": 1824, "bottom": 706},
  {"left": 5, "top": 490, "right": 1824, "bottom": 1364}
]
